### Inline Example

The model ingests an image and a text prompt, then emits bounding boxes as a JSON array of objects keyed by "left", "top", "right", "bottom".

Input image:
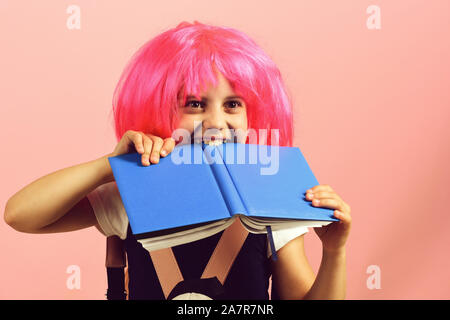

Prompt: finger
[
  {"left": 132, "top": 131, "right": 145, "bottom": 154},
  {"left": 306, "top": 184, "right": 334, "bottom": 194},
  {"left": 141, "top": 136, "right": 153, "bottom": 166},
  {"left": 160, "top": 137, "right": 176, "bottom": 157},
  {"left": 149, "top": 136, "right": 164, "bottom": 164},
  {"left": 306, "top": 191, "right": 342, "bottom": 202},
  {"left": 334, "top": 210, "right": 352, "bottom": 227},
  {"left": 311, "top": 197, "right": 346, "bottom": 212}
]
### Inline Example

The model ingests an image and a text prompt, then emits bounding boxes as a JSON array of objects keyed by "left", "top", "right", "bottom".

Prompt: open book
[{"left": 108, "top": 142, "right": 338, "bottom": 252}]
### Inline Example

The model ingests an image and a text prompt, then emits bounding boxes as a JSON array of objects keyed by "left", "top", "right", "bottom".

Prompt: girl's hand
[
  {"left": 305, "top": 184, "right": 352, "bottom": 253},
  {"left": 110, "top": 130, "right": 176, "bottom": 166}
]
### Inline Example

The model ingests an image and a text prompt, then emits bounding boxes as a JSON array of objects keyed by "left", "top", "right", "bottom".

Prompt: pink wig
[{"left": 112, "top": 21, "right": 294, "bottom": 146}]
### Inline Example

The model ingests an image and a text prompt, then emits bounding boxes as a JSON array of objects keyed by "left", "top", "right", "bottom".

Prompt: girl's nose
[{"left": 203, "top": 108, "right": 228, "bottom": 133}]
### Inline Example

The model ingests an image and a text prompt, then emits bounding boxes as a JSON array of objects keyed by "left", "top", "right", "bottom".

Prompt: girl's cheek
[{"left": 177, "top": 117, "right": 197, "bottom": 132}]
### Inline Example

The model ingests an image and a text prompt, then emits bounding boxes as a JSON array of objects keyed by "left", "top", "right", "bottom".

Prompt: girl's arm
[
  {"left": 302, "top": 247, "right": 346, "bottom": 299},
  {"left": 270, "top": 234, "right": 316, "bottom": 299},
  {"left": 4, "top": 154, "right": 113, "bottom": 233},
  {"left": 272, "top": 184, "right": 351, "bottom": 300},
  {"left": 4, "top": 131, "right": 176, "bottom": 234},
  {"left": 270, "top": 235, "right": 346, "bottom": 300}
]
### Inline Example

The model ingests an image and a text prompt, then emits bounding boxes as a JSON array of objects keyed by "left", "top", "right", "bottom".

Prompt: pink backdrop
[{"left": 1, "top": 0, "right": 449, "bottom": 299}]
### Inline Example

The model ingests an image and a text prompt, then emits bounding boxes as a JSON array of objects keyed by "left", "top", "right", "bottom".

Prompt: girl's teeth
[{"left": 204, "top": 140, "right": 224, "bottom": 145}]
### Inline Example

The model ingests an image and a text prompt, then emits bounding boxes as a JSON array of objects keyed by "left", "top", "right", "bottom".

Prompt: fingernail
[
  {"left": 313, "top": 199, "right": 320, "bottom": 205},
  {"left": 161, "top": 150, "right": 167, "bottom": 156}
]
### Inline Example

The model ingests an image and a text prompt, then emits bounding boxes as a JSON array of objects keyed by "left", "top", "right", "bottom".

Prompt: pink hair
[{"left": 111, "top": 21, "right": 294, "bottom": 146}]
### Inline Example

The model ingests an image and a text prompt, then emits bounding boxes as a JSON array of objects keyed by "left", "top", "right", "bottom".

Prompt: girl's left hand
[{"left": 305, "top": 184, "right": 352, "bottom": 253}]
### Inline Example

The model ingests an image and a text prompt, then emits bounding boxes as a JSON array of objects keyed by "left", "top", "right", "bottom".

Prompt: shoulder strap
[
  {"left": 149, "top": 246, "right": 184, "bottom": 299},
  {"left": 105, "top": 235, "right": 127, "bottom": 300},
  {"left": 106, "top": 235, "right": 126, "bottom": 268},
  {"left": 200, "top": 218, "right": 249, "bottom": 283},
  {"left": 149, "top": 218, "right": 249, "bottom": 299}
]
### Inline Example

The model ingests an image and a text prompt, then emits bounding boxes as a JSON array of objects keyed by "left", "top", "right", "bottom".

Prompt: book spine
[{"left": 202, "top": 144, "right": 247, "bottom": 216}]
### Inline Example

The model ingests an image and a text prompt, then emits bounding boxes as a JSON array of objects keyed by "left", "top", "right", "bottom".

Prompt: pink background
[{"left": 1, "top": 0, "right": 449, "bottom": 299}]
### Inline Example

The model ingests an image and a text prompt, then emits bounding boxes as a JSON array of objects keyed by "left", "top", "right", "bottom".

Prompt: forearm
[
  {"left": 303, "top": 247, "right": 347, "bottom": 300},
  {"left": 4, "top": 154, "right": 114, "bottom": 231}
]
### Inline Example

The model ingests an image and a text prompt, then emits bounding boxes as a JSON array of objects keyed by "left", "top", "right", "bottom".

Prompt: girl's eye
[
  {"left": 226, "top": 100, "right": 242, "bottom": 108},
  {"left": 185, "top": 100, "right": 204, "bottom": 108},
  {"left": 184, "top": 100, "right": 243, "bottom": 109}
]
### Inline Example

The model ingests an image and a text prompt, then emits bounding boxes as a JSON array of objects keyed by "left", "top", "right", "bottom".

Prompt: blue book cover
[{"left": 108, "top": 142, "right": 338, "bottom": 240}]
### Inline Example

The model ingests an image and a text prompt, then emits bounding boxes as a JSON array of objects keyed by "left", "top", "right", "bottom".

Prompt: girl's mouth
[
  {"left": 202, "top": 139, "right": 225, "bottom": 146},
  {"left": 190, "top": 135, "right": 237, "bottom": 145},
  {"left": 191, "top": 137, "right": 227, "bottom": 145}
]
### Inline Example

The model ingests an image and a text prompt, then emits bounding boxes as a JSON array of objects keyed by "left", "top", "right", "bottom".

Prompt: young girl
[{"left": 4, "top": 21, "right": 351, "bottom": 300}]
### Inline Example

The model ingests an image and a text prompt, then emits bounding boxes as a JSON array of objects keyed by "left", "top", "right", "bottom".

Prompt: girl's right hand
[{"left": 110, "top": 130, "right": 176, "bottom": 166}]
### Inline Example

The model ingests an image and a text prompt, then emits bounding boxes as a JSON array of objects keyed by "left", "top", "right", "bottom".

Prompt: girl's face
[{"left": 176, "top": 72, "right": 248, "bottom": 145}]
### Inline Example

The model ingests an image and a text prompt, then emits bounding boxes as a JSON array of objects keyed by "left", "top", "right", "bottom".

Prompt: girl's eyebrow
[{"left": 185, "top": 95, "right": 243, "bottom": 101}]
